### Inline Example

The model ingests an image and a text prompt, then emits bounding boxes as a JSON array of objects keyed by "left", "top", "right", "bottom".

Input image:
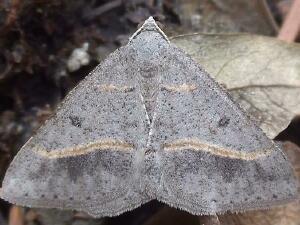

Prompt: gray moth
[{"left": 0, "top": 17, "right": 298, "bottom": 218}]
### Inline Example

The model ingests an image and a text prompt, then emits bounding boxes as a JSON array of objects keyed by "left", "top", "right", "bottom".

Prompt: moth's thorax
[
  {"left": 137, "top": 55, "right": 162, "bottom": 123},
  {"left": 130, "top": 29, "right": 169, "bottom": 124},
  {"left": 139, "top": 76, "right": 160, "bottom": 123}
]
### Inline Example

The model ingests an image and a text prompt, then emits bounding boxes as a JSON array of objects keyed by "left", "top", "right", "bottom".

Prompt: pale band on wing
[
  {"left": 33, "top": 138, "right": 272, "bottom": 160},
  {"left": 164, "top": 139, "right": 273, "bottom": 160},
  {"left": 33, "top": 139, "right": 134, "bottom": 159},
  {"left": 161, "top": 84, "right": 197, "bottom": 92}
]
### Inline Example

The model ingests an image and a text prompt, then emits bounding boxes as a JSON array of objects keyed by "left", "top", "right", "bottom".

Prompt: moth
[{"left": 0, "top": 17, "right": 297, "bottom": 218}]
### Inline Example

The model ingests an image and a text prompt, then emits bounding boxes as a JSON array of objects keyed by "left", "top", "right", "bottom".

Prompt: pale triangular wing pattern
[
  {"left": 1, "top": 37, "right": 152, "bottom": 217},
  {"left": 140, "top": 34, "right": 298, "bottom": 214}
]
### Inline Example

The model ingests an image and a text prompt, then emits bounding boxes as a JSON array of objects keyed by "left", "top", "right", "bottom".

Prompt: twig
[
  {"left": 278, "top": 0, "right": 300, "bottom": 42},
  {"left": 73, "top": 212, "right": 92, "bottom": 219},
  {"left": 0, "top": 52, "right": 13, "bottom": 81},
  {"left": 83, "top": 0, "right": 123, "bottom": 20},
  {"left": 257, "top": 0, "right": 279, "bottom": 33},
  {"left": 199, "top": 215, "right": 221, "bottom": 225},
  {"left": 9, "top": 206, "right": 24, "bottom": 225},
  {"left": 210, "top": 0, "right": 232, "bottom": 13}
]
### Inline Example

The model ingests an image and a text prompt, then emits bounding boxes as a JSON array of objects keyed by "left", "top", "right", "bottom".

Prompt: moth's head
[
  {"left": 129, "top": 16, "right": 170, "bottom": 45},
  {"left": 140, "top": 16, "right": 158, "bottom": 31}
]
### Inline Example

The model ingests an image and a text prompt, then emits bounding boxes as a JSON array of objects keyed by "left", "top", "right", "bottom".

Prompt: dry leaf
[
  {"left": 172, "top": 33, "right": 300, "bottom": 138},
  {"left": 218, "top": 203, "right": 300, "bottom": 225},
  {"left": 199, "top": 215, "right": 221, "bottom": 225},
  {"left": 33, "top": 209, "right": 74, "bottom": 225},
  {"left": 142, "top": 207, "right": 198, "bottom": 225},
  {"left": 168, "top": 0, "right": 276, "bottom": 34},
  {"left": 8, "top": 206, "right": 24, "bottom": 225}
]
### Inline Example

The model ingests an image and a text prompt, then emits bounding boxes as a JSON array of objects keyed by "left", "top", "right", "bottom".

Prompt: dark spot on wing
[
  {"left": 69, "top": 116, "right": 83, "bottom": 127},
  {"left": 124, "top": 87, "right": 135, "bottom": 92},
  {"left": 218, "top": 116, "right": 230, "bottom": 127}
]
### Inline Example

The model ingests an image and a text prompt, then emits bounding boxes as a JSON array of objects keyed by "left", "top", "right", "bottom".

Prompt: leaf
[
  {"left": 142, "top": 207, "right": 198, "bottom": 225},
  {"left": 218, "top": 202, "right": 300, "bottom": 225},
  {"left": 172, "top": 34, "right": 300, "bottom": 138},
  {"left": 8, "top": 206, "right": 24, "bottom": 225},
  {"left": 167, "top": 0, "right": 277, "bottom": 35}
]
